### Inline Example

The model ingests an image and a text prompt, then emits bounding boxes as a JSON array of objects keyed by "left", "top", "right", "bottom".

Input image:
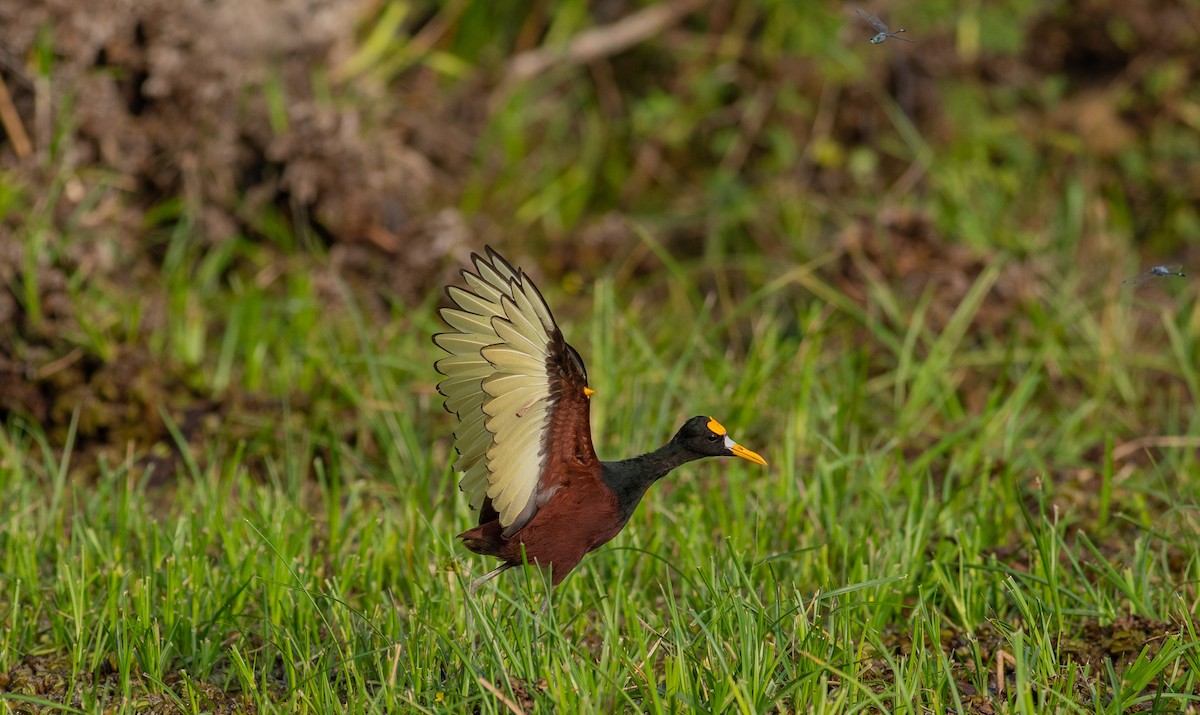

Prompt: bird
[
  {"left": 1124, "top": 264, "right": 1186, "bottom": 287},
  {"left": 433, "top": 247, "right": 767, "bottom": 596},
  {"left": 856, "top": 9, "right": 914, "bottom": 44}
]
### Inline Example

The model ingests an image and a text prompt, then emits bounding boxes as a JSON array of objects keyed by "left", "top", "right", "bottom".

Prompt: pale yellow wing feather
[
  {"left": 480, "top": 345, "right": 546, "bottom": 375},
  {"left": 447, "top": 286, "right": 500, "bottom": 318},
  {"left": 440, "top": 308, "right": 495, "bottom": 336},
  {"left": 491, "top": 324, "right": 544, "bottom": 360},
  {"left": 435, "top": 249, "right": 559, "bottom": 532}
]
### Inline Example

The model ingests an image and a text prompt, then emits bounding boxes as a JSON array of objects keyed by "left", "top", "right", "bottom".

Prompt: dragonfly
[
  {"left": 856, "top": 9, "right": 914, "bottom": 44},
  {"left": 1123, "top": 264, "right": 1187, "bottom": 287}
]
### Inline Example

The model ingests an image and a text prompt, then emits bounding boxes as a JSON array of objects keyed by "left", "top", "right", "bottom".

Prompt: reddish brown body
[
  {"left": 457, "top": 382, "right": 616, "bottom": 585},
  {"left": 458, "top": 474, "right": 623, "bottom": 585}
]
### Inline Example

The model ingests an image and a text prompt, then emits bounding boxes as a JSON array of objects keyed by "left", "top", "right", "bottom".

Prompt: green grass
[
  {"left": 2, "top": 239, "right": 1199, "bottom": 712},
  {"left": 4, "top": 0, "right": 1200, "bottom": 712}
]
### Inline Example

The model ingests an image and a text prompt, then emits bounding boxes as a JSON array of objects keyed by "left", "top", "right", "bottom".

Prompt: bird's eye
[{"left": 707, "top": 433, "right": 719, "bottom": 442}]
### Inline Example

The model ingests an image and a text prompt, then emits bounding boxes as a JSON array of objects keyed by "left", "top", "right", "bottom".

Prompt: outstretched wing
[
  {"left": 856, "top": 8, "right": 890, "bottom": 33},
  {"left": 434, "top": 247, "right": 597, "bottom": 537}
]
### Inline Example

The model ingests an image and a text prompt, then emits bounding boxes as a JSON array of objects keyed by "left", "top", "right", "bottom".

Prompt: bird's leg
[
  {"left": 529, "top": 568, "right": 558, "bottom": 643},
  {"left": 469, "top": 563, "right": 513, "bottom": 596},
  {"left": 528, "top": 585, "right": 554, "bottom": 643},
  {"left": 528, "top": 590, "right": 553, "bottom": 644},
  {"left": 466, "top": 563, "right": 513, "bottom": 633}
]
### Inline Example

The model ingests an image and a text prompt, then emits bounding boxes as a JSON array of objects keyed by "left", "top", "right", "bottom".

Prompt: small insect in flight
[
  {"left": 856, "top": 8, "right": 914, "bottom": 44},
  {"left": 1124, "top": 264, "right": 1187, "bottom": 287}
]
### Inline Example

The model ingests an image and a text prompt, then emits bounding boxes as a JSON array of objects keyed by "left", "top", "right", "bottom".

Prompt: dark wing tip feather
[
  {"left": 481, "top": 245, "right": 520, "bottom": 278},
  {"left": 483, "top": 244, "right": 506, "bottom": 265}
]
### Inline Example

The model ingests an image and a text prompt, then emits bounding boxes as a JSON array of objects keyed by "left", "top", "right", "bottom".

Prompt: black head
[{"left": 672, "top": 416, "right": 767, "bottom": 465}]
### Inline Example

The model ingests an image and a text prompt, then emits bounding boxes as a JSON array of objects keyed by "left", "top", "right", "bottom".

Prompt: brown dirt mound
[{"left": 0, "top": 0, "right": 468, "bottom": 250}]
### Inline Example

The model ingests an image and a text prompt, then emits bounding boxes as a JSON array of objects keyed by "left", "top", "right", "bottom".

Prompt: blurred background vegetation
[{"left": 0, "top": 0, "right": 1197, "bottom": 489}]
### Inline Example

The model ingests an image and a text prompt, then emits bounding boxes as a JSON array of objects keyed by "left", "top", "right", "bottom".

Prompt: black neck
[{"left": 600, "top": 441, "right": 698, "bottom": 523}]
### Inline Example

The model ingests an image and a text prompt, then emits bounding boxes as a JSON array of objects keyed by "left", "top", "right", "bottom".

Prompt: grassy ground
[
  {"left": 2, "top": 238, "right": 1198, "bottom": 712},
  {"left": 3, "top": 1, "right": 1200, "bottom": 713}
]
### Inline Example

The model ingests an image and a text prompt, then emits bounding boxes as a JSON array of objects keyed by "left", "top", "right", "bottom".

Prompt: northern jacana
[{"left": 434, "top": 247, "right": 767, "bottom": 594}]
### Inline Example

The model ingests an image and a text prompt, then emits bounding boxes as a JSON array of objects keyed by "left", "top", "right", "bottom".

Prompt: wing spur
[{"left": 435, "top": 247, "right": 582, "bottom": 537}]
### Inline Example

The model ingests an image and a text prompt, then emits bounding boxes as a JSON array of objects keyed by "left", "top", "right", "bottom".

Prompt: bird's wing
[{"left": 435, "top": 247, "right": 598, "bottom": 537}]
